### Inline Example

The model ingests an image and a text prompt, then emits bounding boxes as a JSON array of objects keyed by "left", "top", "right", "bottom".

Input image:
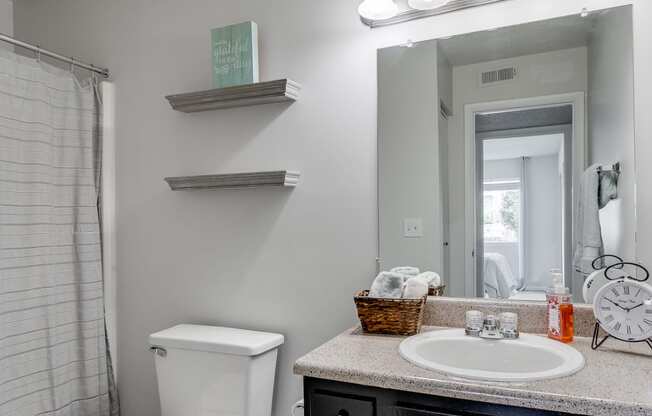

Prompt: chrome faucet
[{"left": 465, "top": 312, "right": 519, "bottom": 340}]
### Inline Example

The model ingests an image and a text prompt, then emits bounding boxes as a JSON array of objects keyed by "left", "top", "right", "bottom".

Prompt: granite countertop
[{"left": 294, "top": 326, "right": 652, "bottom": 416}]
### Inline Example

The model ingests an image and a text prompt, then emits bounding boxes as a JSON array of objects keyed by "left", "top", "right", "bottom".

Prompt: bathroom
[{"left": 1, "top": 0, "right": 652, "bottom": 416}]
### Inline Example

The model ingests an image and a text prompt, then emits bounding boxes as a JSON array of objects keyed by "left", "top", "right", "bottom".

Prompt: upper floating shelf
[
  {"left": 165, "top": 170, "right": 300, "bottom": 190},
  {"left": 165, "top": 79, "right": 301, "bottom": 113}
]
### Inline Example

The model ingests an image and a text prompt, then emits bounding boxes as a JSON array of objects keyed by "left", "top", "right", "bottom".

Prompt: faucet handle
[
  {"left": 499, "top": 312, "right": 519, "bottom": 339},
  {"left": 465, "top": 310, "right": 484, "bottom": 336}
]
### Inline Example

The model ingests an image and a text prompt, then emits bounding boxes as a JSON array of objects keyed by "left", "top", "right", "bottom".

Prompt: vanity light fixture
[
  {"left": 360, "top": 0, "right": 507, "bottom": 28},
  {"left": 408, "top": 0, "right": 450, "bottom": 11},
  {"left": 358, "top": 0, "right": 399, "bottom": 21}
]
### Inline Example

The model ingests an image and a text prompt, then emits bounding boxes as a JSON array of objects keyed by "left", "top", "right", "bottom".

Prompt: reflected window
[{"left": 483, "top": 180, "right": 520, "bottom": 243}]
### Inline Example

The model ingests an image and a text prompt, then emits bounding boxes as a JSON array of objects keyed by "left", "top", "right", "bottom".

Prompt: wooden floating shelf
[
  {"left": 165, "top": 79, "right": 301, "bottom": 112},
  {"left": 165, "top": 170, "right": 300, "bottom": 190}
]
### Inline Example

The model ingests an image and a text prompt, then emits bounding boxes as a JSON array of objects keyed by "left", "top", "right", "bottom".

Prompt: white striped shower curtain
[{"left": 0, "top": 50, "right": 118, "bottom": 416}]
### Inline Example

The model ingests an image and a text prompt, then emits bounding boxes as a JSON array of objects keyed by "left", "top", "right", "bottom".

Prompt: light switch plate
[{"left": 403, "top": 218, "right": 423, "bottom": 238}]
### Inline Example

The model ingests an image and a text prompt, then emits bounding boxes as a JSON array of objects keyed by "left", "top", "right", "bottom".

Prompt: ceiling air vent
[{"left": 480, "top": 67, "right": 517, "bottom": 86}]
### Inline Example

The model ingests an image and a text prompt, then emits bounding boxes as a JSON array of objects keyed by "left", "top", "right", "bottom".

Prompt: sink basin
[{"left": 399, "top": 329, "right": 584, "bottom": 382}]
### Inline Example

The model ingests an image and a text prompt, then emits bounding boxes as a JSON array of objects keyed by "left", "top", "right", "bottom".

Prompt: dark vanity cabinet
[{"left": 303, "top": 378, "right": 576, "bottom": 416}]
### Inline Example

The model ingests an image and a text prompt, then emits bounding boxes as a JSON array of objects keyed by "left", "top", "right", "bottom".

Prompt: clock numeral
[
  {"left": 639, "top": 324, "right": 645, "bottom": 333},
  {"left": 635, "top": 288, "right": 642, "bottom": 298},
  {"left": 601, "top": 306, "right": 611, "bottom": 311},
  {"left": 623, "top": 286, "right": 630, "bottom": 295},
  {"left": 645, "top": 309, "right": 652, "bottom": 315},
  {"left": 613, "top": 322, "right": 622, "bottom": 331},
  {"left": 611, "top": 288, "right": 620, "bottom": 297},
  {"left": 644, "top": 319, "right": 652, "bottom": 326},
  {"left": 605, "top": 315, "right": 615, "bottom": 323},
  {"left": 626, "top": 325, "right": 632, "bottom": 335}
]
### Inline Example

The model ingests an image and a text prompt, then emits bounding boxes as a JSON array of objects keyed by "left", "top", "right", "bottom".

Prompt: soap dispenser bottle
[{"left": 546, "top": 269, "right": 574, "bottom": 343}]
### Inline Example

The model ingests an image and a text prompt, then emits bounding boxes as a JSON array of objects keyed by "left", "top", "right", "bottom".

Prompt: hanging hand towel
[{"left": 573, "top": 164, "right": 603, "bottom": 274}]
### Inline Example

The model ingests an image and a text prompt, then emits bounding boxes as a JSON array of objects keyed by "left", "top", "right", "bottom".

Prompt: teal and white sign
[{"left": 211, "top": 21, "right": 259, "bottom": 88}]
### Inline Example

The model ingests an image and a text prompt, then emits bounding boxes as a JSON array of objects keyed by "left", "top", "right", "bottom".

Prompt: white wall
[
  {"left": 587, "top": 6, "right": 636, "bottom": 263},
  {"left": 12, "top": 1, "right": 651, "bottom": 416},
  {"left": 0, "top": 0, "right": 12, "bottom": 36},
  {"left": 378, "top": 40, "right": 443, "bottom": 276},
  {"left": 448, "top": 47, "right": 587, "bottom": 296}
]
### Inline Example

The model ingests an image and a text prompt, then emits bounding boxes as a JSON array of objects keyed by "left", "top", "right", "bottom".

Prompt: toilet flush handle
[{"left": 149, "top": 346, "right": 167, "bottom": 357}]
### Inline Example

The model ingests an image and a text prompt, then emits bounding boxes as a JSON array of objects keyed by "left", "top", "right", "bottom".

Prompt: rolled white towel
[
  {"left": 369, "top": 271, "right": 404, "bottom": 298},
  {"left": 390, "top": 266, "right": 420, "bottom": 279},
  {"left": 402, "top": 276, "right": 429, "bottom": 299},
  {"left": 417, "top": 271, "right": 442, "bottom": 287}
]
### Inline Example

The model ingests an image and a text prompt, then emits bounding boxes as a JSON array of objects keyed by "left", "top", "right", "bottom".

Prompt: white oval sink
[{"left": 399, "top": 329, "right": 584, "bottom": 382}]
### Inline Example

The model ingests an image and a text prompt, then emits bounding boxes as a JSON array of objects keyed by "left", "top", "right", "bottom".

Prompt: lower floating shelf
[{"left": 165, "top": 170, "right": 300, "bottom": 190}]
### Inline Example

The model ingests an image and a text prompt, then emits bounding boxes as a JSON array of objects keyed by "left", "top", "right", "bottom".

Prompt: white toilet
[{"left": 149, "top": 324, "right": 284, "bottom": 416}]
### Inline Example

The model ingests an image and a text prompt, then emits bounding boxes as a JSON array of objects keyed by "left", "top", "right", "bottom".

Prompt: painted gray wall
[
  {"left": 587, "top": 6, "right": 635, "bottom": 262},
  {"left": 14, "top": 2, "right": 379, "bottom": 416},
  {"left": 437, "top": 45, "right": 453, "bottom": 280},
  {"left": 0, "top": 0, "right": 12, "bottom": 36},
  {"left": 12, "top": 1, "right": 652, "bottom": 416},
  {"left": 378, "top": 40, "right": 443, "bottom": 277}
]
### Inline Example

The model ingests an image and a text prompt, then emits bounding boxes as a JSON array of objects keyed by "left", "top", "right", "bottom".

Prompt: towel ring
[{"left": 604, "top": 262, "right": 649, "bottom": 282}]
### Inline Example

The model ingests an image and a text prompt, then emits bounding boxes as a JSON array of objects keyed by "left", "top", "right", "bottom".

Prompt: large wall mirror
[{"left": 377, "top": 5, "right": 635, "bottom": 304}]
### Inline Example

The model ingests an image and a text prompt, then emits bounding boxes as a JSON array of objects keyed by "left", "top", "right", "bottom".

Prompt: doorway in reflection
[{"left": 476, "top": 107, "right": 572, "bottom": 300}]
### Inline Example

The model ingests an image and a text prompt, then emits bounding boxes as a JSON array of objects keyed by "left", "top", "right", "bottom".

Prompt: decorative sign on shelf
[{"left": 211, "top": 21, "right": 259, "bottom": 88}]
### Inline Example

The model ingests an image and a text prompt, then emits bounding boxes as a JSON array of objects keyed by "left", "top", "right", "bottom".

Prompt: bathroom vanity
[
  {"left": 294, "top": 298, "right": 652, "bottom": 416},
  {"left": 302, "top": 377, "right": 570, "bottom": 416}
]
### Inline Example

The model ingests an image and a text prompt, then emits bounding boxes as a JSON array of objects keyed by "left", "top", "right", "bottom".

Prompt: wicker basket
[
  {"left": 354, "top": 290, "right": 426, "bottom": 336},
  {"left": 428, "top": 285, "right": 446, "bottom": 296}
]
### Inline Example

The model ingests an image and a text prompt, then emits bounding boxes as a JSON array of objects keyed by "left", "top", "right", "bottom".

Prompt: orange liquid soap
[{"left": 546, "top": 270, "right": 574, "bottom": 343}]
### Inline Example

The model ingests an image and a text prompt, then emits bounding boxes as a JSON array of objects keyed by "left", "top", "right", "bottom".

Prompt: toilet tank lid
[{"left": 149, "top": 324, "right": 284, "bottom": 356}]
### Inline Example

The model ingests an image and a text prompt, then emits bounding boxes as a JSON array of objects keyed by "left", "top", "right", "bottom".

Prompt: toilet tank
[{"left": 149, "top": 324, "right": 284, "bottom": 416}]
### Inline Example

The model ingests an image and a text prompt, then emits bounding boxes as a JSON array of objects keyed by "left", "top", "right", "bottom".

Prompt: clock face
[{"left": 593, "top": 279, "right": 652, "bottom": 342}]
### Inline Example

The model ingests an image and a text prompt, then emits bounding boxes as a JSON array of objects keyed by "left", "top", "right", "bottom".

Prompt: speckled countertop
[{"left": 294, "top": 326, "right": 652, "bottom": 416}]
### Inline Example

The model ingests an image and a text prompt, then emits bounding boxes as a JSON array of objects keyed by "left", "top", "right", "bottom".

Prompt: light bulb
[
  {"left": 358, "top": 0, "right": 399, "bottom": 21},
  {"left": 407, "top": 0, "right": 450, "bottom": 11}
]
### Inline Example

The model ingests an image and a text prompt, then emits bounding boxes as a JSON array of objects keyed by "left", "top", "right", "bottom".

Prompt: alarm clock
[
  {"left": 583, "top": 255, "right": 624, "bottom": 303},
  {"left": 592, "top": 262, "right": 652, "bottom": 345}
]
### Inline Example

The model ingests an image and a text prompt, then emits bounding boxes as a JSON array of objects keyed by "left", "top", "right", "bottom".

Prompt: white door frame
[{"left": 463, "top": 92, "right": 586, "bottom": 297}]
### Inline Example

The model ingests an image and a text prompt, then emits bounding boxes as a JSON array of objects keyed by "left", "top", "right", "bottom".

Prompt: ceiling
[
  {"left": 483, "top": 134, "right": 563, "bottom": 161},
  {"left": 437, "top": 12, "right": 606, "bottom": 66}
]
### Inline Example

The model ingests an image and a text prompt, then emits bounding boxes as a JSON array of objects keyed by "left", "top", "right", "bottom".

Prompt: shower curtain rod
[{"left": 0, "top": 32, "right": 110, "bottom": 78}]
